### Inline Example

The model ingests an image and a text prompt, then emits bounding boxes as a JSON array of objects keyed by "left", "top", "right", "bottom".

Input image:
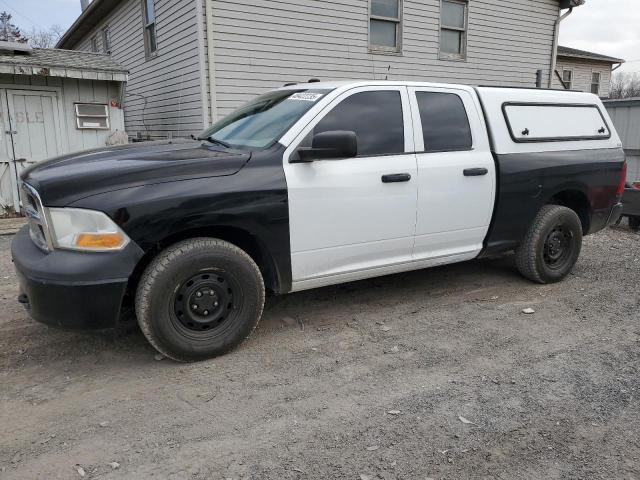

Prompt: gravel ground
[{"left": 1, "top": 225, "right": 639, "bottom": 479}]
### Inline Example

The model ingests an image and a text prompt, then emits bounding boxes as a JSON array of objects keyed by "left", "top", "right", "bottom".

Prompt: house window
[
  {"left": 562, "top": 70, "right": 573, "bottom": 90},
  {"left": 75, "top": 103, "right": 110, "bottom": 130},
  {"left": 440, "top": 0, "right": 468, "bottom": 59},
  {"left": 102, "top": 27, "right": 112, "bottom": 54},
  {"left": 142, "top": 0, "right": 157, "bottom": 57},
  {"left": 90, "top": 36, "right": 99, "bottom": 53},
  {"left": 591, "top": 72, "right": 601, "bottom": 95},
  {"left": 369, "top": 0, "right": 402, "bottom": 52}
]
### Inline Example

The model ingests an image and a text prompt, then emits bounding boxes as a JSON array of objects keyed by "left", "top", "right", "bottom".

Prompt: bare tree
[
  {"left": 610, "top": 72, "right": 640, "bottom": 99},
  {"left": 27, "top": 25, "right": 64, "bottom": 49},
  {"left": 0, "top": 12, "right": 28, "bottom": 43}
]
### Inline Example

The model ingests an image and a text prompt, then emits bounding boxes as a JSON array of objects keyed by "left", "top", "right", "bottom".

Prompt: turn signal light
[{"left": 75, "top": 233, "right": 125, "bottom": 249}]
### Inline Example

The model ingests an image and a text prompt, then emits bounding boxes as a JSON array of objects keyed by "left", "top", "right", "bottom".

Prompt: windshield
[{"left": 199, "top": 89, "right": 332, "bottom": 149}]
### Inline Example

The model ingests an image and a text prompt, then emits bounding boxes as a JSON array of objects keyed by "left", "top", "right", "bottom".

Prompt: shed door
[{"left": 0, "top": 90, "right": 65, "bottom": 212}]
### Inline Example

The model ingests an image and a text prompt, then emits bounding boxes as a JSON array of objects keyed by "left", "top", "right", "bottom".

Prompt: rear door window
[
  {"left": 313, "top": 90, "right": 405, "bottom": 156},
  {"left": 415, "top": 91, "right": 473, "bottom": 152}
]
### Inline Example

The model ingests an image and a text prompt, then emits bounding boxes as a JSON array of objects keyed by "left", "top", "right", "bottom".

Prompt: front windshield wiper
[{"left": 199, "top": 136, "right": 232, "bottom": 149}]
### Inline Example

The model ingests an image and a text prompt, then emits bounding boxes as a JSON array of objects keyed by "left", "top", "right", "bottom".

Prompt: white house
[
  {"left": 57, "top": 0, "right": 585, "bottom": 141},
  {"left": 552, "top": 46, "right": 625, "bottom": 98}
]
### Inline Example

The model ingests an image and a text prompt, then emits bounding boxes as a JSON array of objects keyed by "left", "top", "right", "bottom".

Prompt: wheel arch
[
  {"left": 545, "top": 187, "right": 592, "bottom": 234},
  {"left": 128, "top": 225, "right": 285, "bottom": 298}
]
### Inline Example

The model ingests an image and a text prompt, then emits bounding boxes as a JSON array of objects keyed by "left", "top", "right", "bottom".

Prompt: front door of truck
[
  {"left": 283, "top": 86, "right": 418, "bottom": 290},
  {"left": 408, "top": 87, "right": 496, "bottom": 261}
]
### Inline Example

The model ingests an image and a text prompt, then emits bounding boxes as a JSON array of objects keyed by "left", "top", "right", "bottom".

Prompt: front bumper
[{"left": 11, "top": 225, "right": 144, "bottom": 330}]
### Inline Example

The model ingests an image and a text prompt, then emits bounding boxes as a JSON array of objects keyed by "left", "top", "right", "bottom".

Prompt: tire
[
  {"left": 629, "top": 216, "right": 640, "bottom": 231},
  {"left": 515, "top": 205, "right": 583, "bottom": 284},
  {"left": 135, "top": 238, "right": 265, "bottom": 362}
]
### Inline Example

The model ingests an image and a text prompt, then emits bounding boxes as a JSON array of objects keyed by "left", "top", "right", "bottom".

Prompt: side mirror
[{"left": 292, "top": 130, "right": 358, "bottom": 163}]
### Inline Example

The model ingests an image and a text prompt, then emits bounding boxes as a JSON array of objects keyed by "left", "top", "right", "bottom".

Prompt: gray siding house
[
  {"left": 58, "top": 0, "right": 582, "bottom": 140},
  {"left": 551, "top": 46, "right": 624, "bottom": 98}
]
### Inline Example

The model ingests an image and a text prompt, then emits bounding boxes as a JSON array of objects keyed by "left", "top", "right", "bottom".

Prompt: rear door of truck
[{"left": 407, "top": 86, "right": 496, "bottom": 261}]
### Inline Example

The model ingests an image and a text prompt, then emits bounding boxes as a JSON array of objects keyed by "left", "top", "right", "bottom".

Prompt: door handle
[
  {"left": 463, "top": 168, "right": 489, "bottom": 177},
  {"left": 381, "top": 173, "right": 411, "bottom": 183}
]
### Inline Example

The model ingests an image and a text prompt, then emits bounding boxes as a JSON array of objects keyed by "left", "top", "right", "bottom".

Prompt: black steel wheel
[
  {"left": 542, "top": 225, "right": 577, "bottom": 272},
  {"left": 136, "top": 238, "right": 264, "bottom": 362},
  {"left": 516, "top": 205, "right": 583, "bottom": 284}
]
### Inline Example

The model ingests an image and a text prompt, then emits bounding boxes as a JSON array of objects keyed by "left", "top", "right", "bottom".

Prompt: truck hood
[{"left": 21, "top": 140, "right": 252, "bottom": 206}]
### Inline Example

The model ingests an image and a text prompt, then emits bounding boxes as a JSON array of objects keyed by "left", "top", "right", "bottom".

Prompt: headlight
[{"left": 48, "top": 208, "right": 130, "bottom": 252}]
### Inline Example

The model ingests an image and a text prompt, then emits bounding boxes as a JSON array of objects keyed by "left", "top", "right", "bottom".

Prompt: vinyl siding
[
  {"left": 552, "top": 58, "right": 613, "bottom": 98},
  {"left": 209, "top": 0, "right": 560, "bottom": 117},
  {"left": 71, "top": 0, "right": 206, "bottom": 140}
]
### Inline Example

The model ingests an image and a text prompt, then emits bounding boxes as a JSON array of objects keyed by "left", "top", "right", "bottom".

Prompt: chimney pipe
[{"left": 80, "top": 0, "right": 90, "bottom": 11}]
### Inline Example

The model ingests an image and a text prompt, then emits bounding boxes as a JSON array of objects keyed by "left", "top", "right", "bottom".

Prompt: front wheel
[
  {"left": 135, "top": 238, "right": 265, "bottom": 362},
  {"left": 515, "top": 205, "right": 583, "bottom": 284}
]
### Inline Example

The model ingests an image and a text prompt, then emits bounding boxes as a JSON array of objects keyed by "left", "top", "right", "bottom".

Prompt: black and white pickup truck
[{"left": 12, "top": 81, "right": 626, "bottom": 361}]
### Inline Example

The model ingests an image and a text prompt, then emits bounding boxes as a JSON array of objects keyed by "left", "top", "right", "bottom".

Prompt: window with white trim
[
  {"left": 75, "top": 103, "right": 110, "bottom": 130},
  {"left": 369, "top": 0, "right": 402, "bottom": 52},
  {"left": 102, "top": 27, "right": 112, "bottom": 54},
  {"left": 562, "top": 70, "right": 573, "bottom": 90},
  {"left": 90, "top": 36, "right": 99, "bottom": 53},
  {"left": 440, "top": 0, "right": 468, "bottom": 59},
  {"left": 591, "top": 72, "right": 601, "bottom": 95},
  {"left": 142, "top": 0, "right": 157, "bottom": 58}
]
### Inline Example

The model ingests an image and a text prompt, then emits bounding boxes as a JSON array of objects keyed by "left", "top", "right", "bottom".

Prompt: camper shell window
[{"left": 502, "top": 102, "right": 611, "bottom": 143}]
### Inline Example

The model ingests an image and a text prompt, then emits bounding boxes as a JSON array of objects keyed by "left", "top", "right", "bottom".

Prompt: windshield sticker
[{"left": 288, "top": 92, "right": 324, "bottom": 102}]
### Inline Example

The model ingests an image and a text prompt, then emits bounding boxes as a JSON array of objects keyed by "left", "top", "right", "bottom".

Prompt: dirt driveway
[{"left": 1, "top": 226, "right": 639, "bottom": 479}]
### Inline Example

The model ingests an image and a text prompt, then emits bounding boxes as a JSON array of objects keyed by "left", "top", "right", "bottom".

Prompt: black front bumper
[{"left": 11, "top": 226, "right": 144, "bottom": 330}]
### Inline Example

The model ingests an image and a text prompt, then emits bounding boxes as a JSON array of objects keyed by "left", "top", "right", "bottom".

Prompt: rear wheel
[
  {"left": 515, "top": 205, "right": 583, "bottom": 284},
  {"left": 629, "top": 216, "right": 640, "bottom": 231},
  {"left": 135, "top": 238, "right": 265, "bottom": 362}
]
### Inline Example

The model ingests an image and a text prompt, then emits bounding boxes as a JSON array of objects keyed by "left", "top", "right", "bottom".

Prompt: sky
[
  {"left": 0, "top": 0, "right": 638, "bottom": 74},
  {"left": 559, "top": 0, "right": 640, "bottom": 74}
]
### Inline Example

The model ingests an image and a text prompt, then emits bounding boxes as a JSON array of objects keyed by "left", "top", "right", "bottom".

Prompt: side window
[
  {"left": 102, "top": 27, "right": 112, "bottom": 54},
  {"left": 313, "top": 91, "right": 404, "bottom": 156},
  {"left": 440, "top": 0, "right": 468, "bottom": 59},
  {"left": 416, "top": 92, "right": 472, "bottom": 152},
  {"left": 562, "top": 70, "right": 573, "bottom": 90},
  {"left": 143, "top": 0, "right": 157, "bottom": 58}
]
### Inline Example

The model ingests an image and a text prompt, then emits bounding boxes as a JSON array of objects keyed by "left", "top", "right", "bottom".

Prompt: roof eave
[
  {"left": 57, "top": 0, "right": 123, "bottom": 49},
  {"left": 557, "top": 54, "right": 625, "bottom": 64}
]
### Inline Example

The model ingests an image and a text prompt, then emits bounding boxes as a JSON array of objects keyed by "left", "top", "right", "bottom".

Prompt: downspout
[
  {"left": 612, "top": 63, "right": 624, "bottom": 72},
  {"left": 549, "top": 7, "right": 574, "bottom": 87},
  {"left": 204, "top": 0, "right": 218, "bottom": 122},
  {"left": 195, "top": 0, "right": 210, "bottom": 129}
]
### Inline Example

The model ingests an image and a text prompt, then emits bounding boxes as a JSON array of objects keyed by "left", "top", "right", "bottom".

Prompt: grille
[{"left": 21, "top": 183, "right": 52, "bottom": 252}]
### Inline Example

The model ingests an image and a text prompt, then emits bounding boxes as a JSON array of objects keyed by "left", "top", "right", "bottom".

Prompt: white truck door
[
  {"left": 408, "top": 87, "right": 496, "bottom": 261},
  {"left": 284, "top": 86, "right": 418, "bottom": 290}
]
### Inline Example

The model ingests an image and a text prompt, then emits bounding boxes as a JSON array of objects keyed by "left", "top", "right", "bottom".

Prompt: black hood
[{"left": 22, "top": 139, "right": 251, "bottom": 206}]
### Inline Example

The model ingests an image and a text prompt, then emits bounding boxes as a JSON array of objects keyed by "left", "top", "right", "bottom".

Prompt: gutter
[{"left": 549, "top": 7, "right": 575, "bottom": 87}]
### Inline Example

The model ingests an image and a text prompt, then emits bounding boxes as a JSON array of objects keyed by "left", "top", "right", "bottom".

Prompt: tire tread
[
  {"left": 515, "top": 205, "right": 582, "bottom": 284},
  {"left": 135, "top": 238, "right": 264, "bottom": 362}
]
